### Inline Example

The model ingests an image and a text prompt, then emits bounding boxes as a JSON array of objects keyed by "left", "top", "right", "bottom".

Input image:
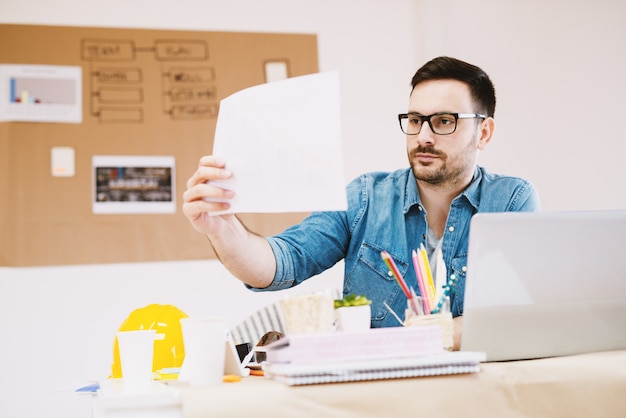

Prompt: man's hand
[
  {"left": 182, "top": 155, "right": 236, "bottom": 235},
  {"left": 182, "top": 155, "right": 276, "bottom": 289}
]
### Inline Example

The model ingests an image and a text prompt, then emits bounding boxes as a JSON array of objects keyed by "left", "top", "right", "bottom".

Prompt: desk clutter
[
  {"left": 77, "top": 300, "right": 484, "bottom": 418},
  {"left": 231, "top": 259, "right": 479, "bottom": 387},
  {"left": 240, "top": 283, "right": 482, "bottom": 386},
  {"left": 95, "top": 265, "right": 479, "bottom": 394},
  {"left": 257, "top": 327, "right": 485, "bottom": 386}
]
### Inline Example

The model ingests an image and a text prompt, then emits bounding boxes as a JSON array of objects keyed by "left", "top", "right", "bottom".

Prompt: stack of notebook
[{"left": 260, "top": 326, "right": 485, "bottom": 385}]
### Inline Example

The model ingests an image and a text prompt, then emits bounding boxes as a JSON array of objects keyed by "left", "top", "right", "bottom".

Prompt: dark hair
[{"left": 411, "top": 56, "right": 496, "bottom": 117}]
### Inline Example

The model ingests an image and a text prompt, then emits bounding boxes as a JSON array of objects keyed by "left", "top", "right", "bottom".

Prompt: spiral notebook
[{"left": 262, "top": 351, "right": 486, "bottom": 386}]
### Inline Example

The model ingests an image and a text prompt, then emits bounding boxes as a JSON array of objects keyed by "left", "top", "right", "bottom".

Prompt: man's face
[{"left": 406, "top": 79, "right": 488, "bottom": 188}]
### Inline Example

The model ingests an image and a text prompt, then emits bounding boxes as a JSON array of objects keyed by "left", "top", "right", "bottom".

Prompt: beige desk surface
[{"left": 182, "top": 350, "right": 626, "bottom": 418}]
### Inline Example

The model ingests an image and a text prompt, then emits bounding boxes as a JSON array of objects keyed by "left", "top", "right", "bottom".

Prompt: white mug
[
  {"left": 178, "top": 317, "right": 227, "bottom": 386},
  {"left": 116, "top": 330, "right": 156, "bottom": 391}
]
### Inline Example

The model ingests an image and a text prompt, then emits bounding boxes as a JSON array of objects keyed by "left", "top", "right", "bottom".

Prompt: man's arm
[{"left": 182, "top": 156, "right": 276, "bottom": 288}]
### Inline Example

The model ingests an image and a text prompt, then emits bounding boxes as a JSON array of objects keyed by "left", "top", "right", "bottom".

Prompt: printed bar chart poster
[
  {"left": 92, "top": 155, "right": 176, "bottom": 214},
  {"left": 0, "top": 64, "right": 82, "bottom": 123}
]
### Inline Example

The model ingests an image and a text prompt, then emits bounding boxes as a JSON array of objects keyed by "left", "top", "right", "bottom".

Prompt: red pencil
[{"left": 381, "top": 250, "right": 419, "bottom": 315}]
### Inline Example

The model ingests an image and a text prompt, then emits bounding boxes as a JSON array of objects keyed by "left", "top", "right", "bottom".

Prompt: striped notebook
[{"left": 262, "top": 351, "right": 486, "bottom": 386}]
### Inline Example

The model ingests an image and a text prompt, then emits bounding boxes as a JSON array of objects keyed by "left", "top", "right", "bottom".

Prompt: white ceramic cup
[
  {"left": 178, "top": 317, "right": 227, "bottom": 386},
  {"left": 116, "top": 330, "right": 156, "bottom": 391},
  {"left": 335, "top": 304, "right": 371, "bottom": 332}
]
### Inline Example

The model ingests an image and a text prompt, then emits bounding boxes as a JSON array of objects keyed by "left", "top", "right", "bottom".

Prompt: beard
[{"left": 409, "top": 144, "right": 475, "bottom": 188}]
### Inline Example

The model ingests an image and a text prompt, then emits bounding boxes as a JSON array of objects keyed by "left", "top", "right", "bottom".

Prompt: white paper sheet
[{"left": 209, "top": 71, "right": 347, "bottom": 214}]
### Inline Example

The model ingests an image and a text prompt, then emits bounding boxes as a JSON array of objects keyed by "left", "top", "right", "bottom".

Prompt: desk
[{"left": 96, "top": 350, "right": 626, "bottom": 418}]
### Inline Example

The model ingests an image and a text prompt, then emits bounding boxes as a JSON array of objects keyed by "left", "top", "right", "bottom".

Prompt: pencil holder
[{"left": 404, "top": 301, "right": 453, "bottom": 351}]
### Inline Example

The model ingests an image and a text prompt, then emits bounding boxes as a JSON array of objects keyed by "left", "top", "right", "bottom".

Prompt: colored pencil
[
  {"left": 381, "top": 250, "right": 419, "bottom": 315},
  {"left": 411, "top": 249, "right": 431, "bottom": 314},
  {"left": 419, "top": 243, "right": 437, "bottom": 307}
]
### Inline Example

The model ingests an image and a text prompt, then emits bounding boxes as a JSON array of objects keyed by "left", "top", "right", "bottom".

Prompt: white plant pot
[{"left": 335, "top": 305, "right": 371, "bottom": 332}]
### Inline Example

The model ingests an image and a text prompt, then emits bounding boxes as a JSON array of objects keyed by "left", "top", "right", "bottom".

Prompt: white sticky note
[
  {"left": 265, "top": 61, "right": 288, "bottom": 83},
  {"left": 51, "top": 146, "right": 75, "bottom": 177}
]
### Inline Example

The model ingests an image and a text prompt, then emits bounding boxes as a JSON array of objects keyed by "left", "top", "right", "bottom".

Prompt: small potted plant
[{"left": 334, "top": 294, "right": 372, "bottom": 332}]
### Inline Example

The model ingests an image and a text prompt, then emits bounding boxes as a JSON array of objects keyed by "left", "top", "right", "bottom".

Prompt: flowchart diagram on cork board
[{"left": 0, "top": 24, "right": 318, "bottom": 267}]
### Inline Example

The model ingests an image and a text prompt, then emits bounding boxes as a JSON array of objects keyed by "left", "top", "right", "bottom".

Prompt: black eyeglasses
[{"left": 398, "top": 112, "right": 487, "bottom": 135}]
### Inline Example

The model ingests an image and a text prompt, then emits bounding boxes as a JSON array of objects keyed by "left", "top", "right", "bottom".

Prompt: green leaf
[{"left": 334, "top": 293, "right": 372, "bottom": 308}]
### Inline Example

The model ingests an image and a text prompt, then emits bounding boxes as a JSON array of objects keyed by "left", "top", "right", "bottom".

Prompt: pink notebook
[{"left": 261, "top": 326, "right": 444, "bottom": 365}]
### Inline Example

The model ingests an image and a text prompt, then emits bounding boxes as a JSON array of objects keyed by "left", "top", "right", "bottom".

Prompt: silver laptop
[{"left": 461, "top": 210, "right": 626, "bottom": 361}]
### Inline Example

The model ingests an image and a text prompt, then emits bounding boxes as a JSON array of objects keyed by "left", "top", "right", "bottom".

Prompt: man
[{"left": 182, "top": 56, "right": 540, "bottom": 350}]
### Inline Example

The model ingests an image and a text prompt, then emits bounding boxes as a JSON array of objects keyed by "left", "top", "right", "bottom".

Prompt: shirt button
[
  {"left": 462, "top": 266, "right": 467, "bottom": 272},
  {"left": 388, "top": 271, "right": 393, "bottom": 277},
  {"left": 418, "top": 205, "right": 423, "bottom": 211},
  {"left": 448, "top": 226, "right": 455, "bottom": 232}
]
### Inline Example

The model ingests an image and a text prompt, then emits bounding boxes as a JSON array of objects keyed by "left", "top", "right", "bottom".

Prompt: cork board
[{"left": 0, "top": 24, "right": 318, "bottom": 266}]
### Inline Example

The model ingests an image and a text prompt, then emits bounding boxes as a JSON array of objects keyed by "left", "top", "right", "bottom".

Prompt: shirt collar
[
  {"left": 403, "top": 166, "right": 483, "bottom": 214},
  {"left": 461, "top": 167, "right": 482, "bottom": 209},
  {"left": 403, "top": 169, "right": 421, "bottom": 214}
]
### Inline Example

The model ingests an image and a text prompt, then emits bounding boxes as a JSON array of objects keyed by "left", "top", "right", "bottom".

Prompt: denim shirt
[{"left": 253, "top": 166, "right": 540, "bottom": 328}]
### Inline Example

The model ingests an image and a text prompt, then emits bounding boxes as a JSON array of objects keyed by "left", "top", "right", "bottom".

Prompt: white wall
[
  {"left": 1, "top": 1, "right": 625, "bottom": 417},
  {"left": 416, "top": 0, "right": 626, "bottom": 211}
]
